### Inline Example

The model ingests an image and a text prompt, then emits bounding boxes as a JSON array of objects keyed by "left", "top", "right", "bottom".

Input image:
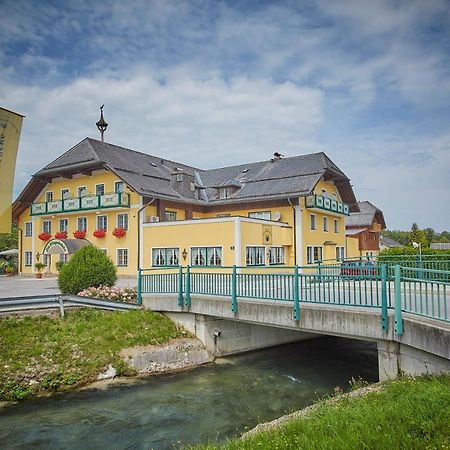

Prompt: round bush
[{"left": 58, "top": 245, "right": 117, "bottom": 295}]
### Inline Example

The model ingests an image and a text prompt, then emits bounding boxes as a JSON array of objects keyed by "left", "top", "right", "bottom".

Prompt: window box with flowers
[
  {"left": 54, "top": 231, "right": 68, "bottom": 239},
  {"left": 112, "top": 227, "right": 126, "bottom": 238},
  {"left": 93, "top": 229, "right": 106, "bottom": 238},
  {"left": 73, "top": 230, "right": 86, "bottom": 239},
  {"left": 38, "top": 232, "right": 52, "bottom": 241}
]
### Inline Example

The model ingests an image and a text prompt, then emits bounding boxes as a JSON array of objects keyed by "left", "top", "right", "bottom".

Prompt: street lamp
[{"left": 412, "top": 241, "right": 422, "bottom": 258}]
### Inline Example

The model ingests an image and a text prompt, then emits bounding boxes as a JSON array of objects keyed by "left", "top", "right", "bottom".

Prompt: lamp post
[{"left": 412, "top": 241, "right": 422, "bottom": 257}]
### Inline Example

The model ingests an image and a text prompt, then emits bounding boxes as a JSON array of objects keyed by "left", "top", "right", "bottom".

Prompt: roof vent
[
  {"left": 150, "top": 162, "right": 157, "bottom": 167},
  {"left": 242, "top": 168, "right": 249, "bottom": 173},
  {"left": 273, "top": 152, "right": 284, "bottom": 160}
]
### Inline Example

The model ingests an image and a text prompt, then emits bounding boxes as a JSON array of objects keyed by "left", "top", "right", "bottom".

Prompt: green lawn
[
  {"left": 196, "top": 375, "right": 450, "bottom": 450},
  {"left": 0, "top": 308, "right": 186, "bottom": 401}
]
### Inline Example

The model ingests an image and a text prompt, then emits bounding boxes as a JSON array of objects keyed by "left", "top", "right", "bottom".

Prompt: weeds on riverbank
[
  {"left": 196, "top": 375, "right": 450, "bottom": 450},
  {"left": 0, "top": 308, "right": 186, "bottom": 401}
]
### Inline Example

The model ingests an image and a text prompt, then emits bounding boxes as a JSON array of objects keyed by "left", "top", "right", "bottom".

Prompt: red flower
[
  {"left": 54, "top": 231, "right": 67, "bottom": 239},
  {"left": 38, "top": 232, "right": 52, "bottom": 241},
  {"left": 73, "top": 230, "right": 86, "bottom": 239},
  {"left": 93, "top": 229, "right": 106, "bottom": 238},
  {"left": 112, "top": 227, "right": 126, "bottom": 238}
]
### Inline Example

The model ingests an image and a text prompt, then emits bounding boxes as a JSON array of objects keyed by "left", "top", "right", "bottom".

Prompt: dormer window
[
  {"left": 176, "top": 173, "right": 183, "bottom": 182},
  {"left": 219, "top": 188, "right": 230, "bottom": 199}
]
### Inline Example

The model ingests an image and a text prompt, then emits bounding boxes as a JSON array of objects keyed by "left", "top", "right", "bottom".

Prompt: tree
[
  {"left": 424, "top": 227, "right": 435, "bottom": 246},
  {"left": 0, "top": 225, "right": 18, "bottom": 252},
  {"left": 408, "top": 223, "right": 428, "bottom": 248}
]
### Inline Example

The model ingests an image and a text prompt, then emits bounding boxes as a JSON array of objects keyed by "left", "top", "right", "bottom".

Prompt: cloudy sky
[{"left": 1, "top": 0, "right": 449, "bottom": 231}]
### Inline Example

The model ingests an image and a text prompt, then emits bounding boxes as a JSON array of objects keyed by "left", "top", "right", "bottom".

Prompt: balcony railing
[
  {"left": 30, "top": 192, "right": 130, "bottom": 216},
  {"left": 305, "top": 194, "right": 349, "bottom": 215}
]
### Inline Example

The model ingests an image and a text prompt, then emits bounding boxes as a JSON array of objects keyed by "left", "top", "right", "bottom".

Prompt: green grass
[
  {"left": 196, "top": 375, "right": 450, "bottom": 450},
  {"left": 0, "top": 308, "right": 187, "bottom": 401}
]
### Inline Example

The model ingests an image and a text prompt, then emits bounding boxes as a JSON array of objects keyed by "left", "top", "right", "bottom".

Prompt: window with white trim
[
  {"left": 77, "top": 217, "right": 87, "bottom": 232},
  {"left": 77, "top": 186, "right": 87, "bottom": 197},
  {"left": 24, "top": 251, "right": 32, "bottom": 266},
  {"left": 152, "top": 248, "right": 180, "bottom": 266},
  {"left": 334, "top": 219, "right": 339, "bottom": 233},
  {"left": 165, "top": 211, "right": 177, "bottom": 222},
  {"left": 218, "top": 188, "right": 230, "bottom": 199},
  {"left": 115, "top": 181, "right": 124, "bottom": 193},
  {"left": 323, "top": 217, "right": 328, "bottom": 232},
  {"left": 249, "top": 211, "right": 271, "bottom": 220},
  {"left": 59, "top": 254, "right": 68, "bottom": 262},
  {"left": 43, "top": 220, "right": 52, "bottom": 234},
  {"left": 97, "top": 215, "right": 108, "bottom": 231},
  {"left": 310, "top": 214, "right": 316, "bottom": 231},
  {"left": 336, "top": 247, "right": 345, "bottom": 261},
  {"left": 117, "top": 213, "right": 128, "bottom": 230},
  {"left": 191, "top": 247, "right": 222, "bottom": 266},
  {"left": 59, "top": 219, "right": 68, "bottom": 233},
  {"left": 45, "top": 191, "right": 53, "bottom": 202},
  {"left": 61, "top": 189, "right": 70, "bottom": 199},
  {"left": 25, "top": 222, "right": 33, "bottom": 237},
  {"left": 269, "top": 247, "right": 284, "bottom": 265},
  {"left": 95, "top": 184, "right": 105, "bottom": 196},
  {"left": 246, "top": 246, "right": 265, "bottom": 266},
  {"left": 117, "top": 249, "right": 128, "bottom": 267},
  {"left": 100, "top": 249, "right": 107, "bottom": 255},
  {"left": 43, "top": 254, "right": 51, "bottom": 267},
  {"left": 307, "top": 246, "right": 322, "bottom": 264}
]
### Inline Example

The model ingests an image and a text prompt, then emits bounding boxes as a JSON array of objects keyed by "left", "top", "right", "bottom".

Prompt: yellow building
[{"left": 13, "top": 138, "right": 360, "bottom": 276}]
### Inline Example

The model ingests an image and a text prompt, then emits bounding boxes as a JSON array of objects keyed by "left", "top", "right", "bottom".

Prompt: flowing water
[{"left": 0, "top": 337, "right": 378, "bottom": 449}]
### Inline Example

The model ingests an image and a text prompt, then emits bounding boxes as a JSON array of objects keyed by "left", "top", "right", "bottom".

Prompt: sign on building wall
[{"left": 0, "top": 107, "right": 24, "bottom": 233}]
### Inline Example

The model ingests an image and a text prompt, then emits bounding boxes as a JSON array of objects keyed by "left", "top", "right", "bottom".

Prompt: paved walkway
[{"left": 0, "top": 276, "right": 137, "bottom": 299}]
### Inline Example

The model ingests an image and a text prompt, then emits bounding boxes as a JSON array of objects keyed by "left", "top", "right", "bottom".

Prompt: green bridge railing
[{"left": 137, "top": 264, "right": 450, "bottom": 336}]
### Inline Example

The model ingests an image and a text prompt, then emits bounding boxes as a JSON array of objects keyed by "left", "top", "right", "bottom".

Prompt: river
[{"left": 0, "top": 336, "right": 378, "bottom": 449}]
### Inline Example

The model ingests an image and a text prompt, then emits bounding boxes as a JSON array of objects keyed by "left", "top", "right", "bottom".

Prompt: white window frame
[
  {"left": 310, "top": 214, "right": 316, "bottom": 231},
  {"left": 59, "top": 218, "right": 69, "bottom": 233},
  {"left": 334, "top": 219, "right": 339, "bottom": 233},
  {"left": 45, "top": 191, "right": 53, "bottom": 202},
  {"left": 191, "top": 246, "right": 222, "bottom": 267},
  {"left": 24, "top": 251, "right": 32, "bottom": 266},
  {"left": 218, "top": 188, "right": 230, "bottom": 199},
  {"left": 268, "top": 247, "right": 284, "bottom": 265},
  {"left": 165, "top": 211, "right": 177, "bottom": 222},
  {"left": 97, "top": 215, "right": 108, "bottom": 231},
  {"left": 25, "top": 222, "right": 33, "bottom": 237},
  {"left": 77, "top": 186, "right": 87, "bottom": 197},
  {"left": 43, "top": 254, "right": 51, "bottom": 267},
  {"left": 117, "top": 248, "right": 128, "bottom": 267},
  {"left": 95, "top": 183, "right": 105, "bottom": 196},
  {"left": 117, "top": 213, "right": 128, "bottom": 230},
  {"left": 42, "top": 220, "right": 52, "bottom": 234},
  {"left": 248, "top": 211, "right": 271, "bottom": 221},
  {"left": 77, "top": 216, "right": 87, "bottom": 232},
  {"left": 114, "top": 181, "right": 124, "bottom": 193},
  {"left": 306, "top": 246, "right": 323, "bottom": 264},
  {"left": 152, "top": 248, "right": 180, "bottom": 267},
  {"left": 100, "top": 248, "right": 108, "bottom": 255},
  {"left": 323, "top": 216, "right": 328, "bottom": 232},
  {"left": 61, "top": 188, "right": 70, "bottom": 199},
  {"left": 246, "top": 246, "right": 265, "bottom": 266},
  {"left": 59, "top": 254, "right": 68, "bottom": 262},
  {"left": 336, "top": 247, "right": 345, "bottom": 261}
]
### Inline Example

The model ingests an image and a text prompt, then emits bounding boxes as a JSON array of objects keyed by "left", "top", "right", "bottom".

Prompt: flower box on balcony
[
  {"left": 73, "top": 230, "right": 86, "bottom": 239},
  {"left": 54, "top": 231, "right": 67, "bottom": 239},
  {"left": 38, "top": 232, "right": 52, "bottom": 241},
  {"left": 112, "top": 227, "right": 126, "bottom": 238},
  {"left": 93, "top": 229, "right": 106, "bottom": 238}
]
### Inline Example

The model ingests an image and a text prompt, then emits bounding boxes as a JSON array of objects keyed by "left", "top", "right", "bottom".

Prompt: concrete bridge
[{"left": 140, "top": 264, "right": 450, "bottom": 381}]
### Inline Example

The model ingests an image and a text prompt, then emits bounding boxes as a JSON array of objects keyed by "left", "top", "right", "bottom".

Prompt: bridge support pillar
[{"left": 377, "top": 341, "right": 400, "bottom": 381}]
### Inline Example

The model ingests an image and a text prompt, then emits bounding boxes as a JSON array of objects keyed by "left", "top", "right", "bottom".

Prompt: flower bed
[
  {"left": 93, "top": 229, "right": 106, "bottom": 238},
  {"left": 73, "top": 230, "right": 86, "bottom": 239},
  {"left": 78, "top": 285, "right": 137, "bottom": 303},
  {"left": 38, "top": 232, "right": 52, "bottom": 241},
  {"left": 112, "top": 227, "right": 126, "bottom": 238}
]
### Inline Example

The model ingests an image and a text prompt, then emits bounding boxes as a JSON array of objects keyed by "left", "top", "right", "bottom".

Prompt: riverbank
[
  {"left": 195, "top": 374, "right": 450, "bottom": 449},
  {"left": 0, "top": 308, "right": 191, "bottom": 401}
]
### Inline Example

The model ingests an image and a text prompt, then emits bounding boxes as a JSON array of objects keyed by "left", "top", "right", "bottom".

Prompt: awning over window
[{"left": 43, "top": 239, "right": 91, "bottom": 255}]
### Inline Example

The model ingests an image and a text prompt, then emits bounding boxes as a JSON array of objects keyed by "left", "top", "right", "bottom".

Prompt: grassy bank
[
  {"left": 196, "top": 375, "right": 450, "bottom": 450},
  {"left": 0, "top": 308, "right": 186, "bottom": 401}
]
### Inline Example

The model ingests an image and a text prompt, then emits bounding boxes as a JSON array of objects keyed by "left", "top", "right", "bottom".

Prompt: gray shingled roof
[
  {"left": 346, "top": 201, "right": 386, "bottom": 229},
  {"left": 28, "top": 137, "right": 356, "bottom": 206}
]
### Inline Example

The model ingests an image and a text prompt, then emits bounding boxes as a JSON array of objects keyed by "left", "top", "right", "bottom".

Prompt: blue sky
[{"left": 1, "top": 0, "right": 449, "bottom": 230}]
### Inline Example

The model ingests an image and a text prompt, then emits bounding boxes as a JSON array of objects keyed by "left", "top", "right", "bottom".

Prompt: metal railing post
[
  {"left": 231, "top": 265, "right": 238, "bottom": 314},
  {"left": 394, "top": 265, "right": 403, "bottom": 336},
  {"left": 293, "top": 265, "right": 300, "bottom": 321},
  {"left": 380, "top": 265, "right": 388, "bottom": 333},
  {"left": 177, "top": 265, "right": 184, "bottom": 307},
  {"left": 137, "top": 268, "right": 142, "bottom": 305},
  {"left": 185, "top": 265, "right": 191, "bottom": 308}
]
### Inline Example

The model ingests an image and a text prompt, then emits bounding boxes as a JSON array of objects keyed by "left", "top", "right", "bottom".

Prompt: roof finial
[{"left": 96, "top": 104, "right": 108, "bottom": 142}]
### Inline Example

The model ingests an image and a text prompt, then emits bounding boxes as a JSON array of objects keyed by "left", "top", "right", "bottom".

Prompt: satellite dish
[{"left": 273, "top": 212, "right": 281, "bottom": 221}]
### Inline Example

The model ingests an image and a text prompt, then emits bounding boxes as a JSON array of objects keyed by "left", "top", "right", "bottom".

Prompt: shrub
[
  {"left": 58, "top": 245, "right": 117, "bottom": 294},
  {"left": 55, "top": 261, "right": 66, "bottom": 272},
  {"left": 78, "top": 285, "right": 137, "bottom": 303}
]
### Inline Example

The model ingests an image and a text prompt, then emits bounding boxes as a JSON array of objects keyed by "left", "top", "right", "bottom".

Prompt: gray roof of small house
[
  {"left": 380, "top": 236, "right": 402, "bottom": 247},
  {"left": 14, "top": 138, "right": 359, "bottom": 215},
  {"left": 346, "top": 201, "right": 386, "bottom": 229}
]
